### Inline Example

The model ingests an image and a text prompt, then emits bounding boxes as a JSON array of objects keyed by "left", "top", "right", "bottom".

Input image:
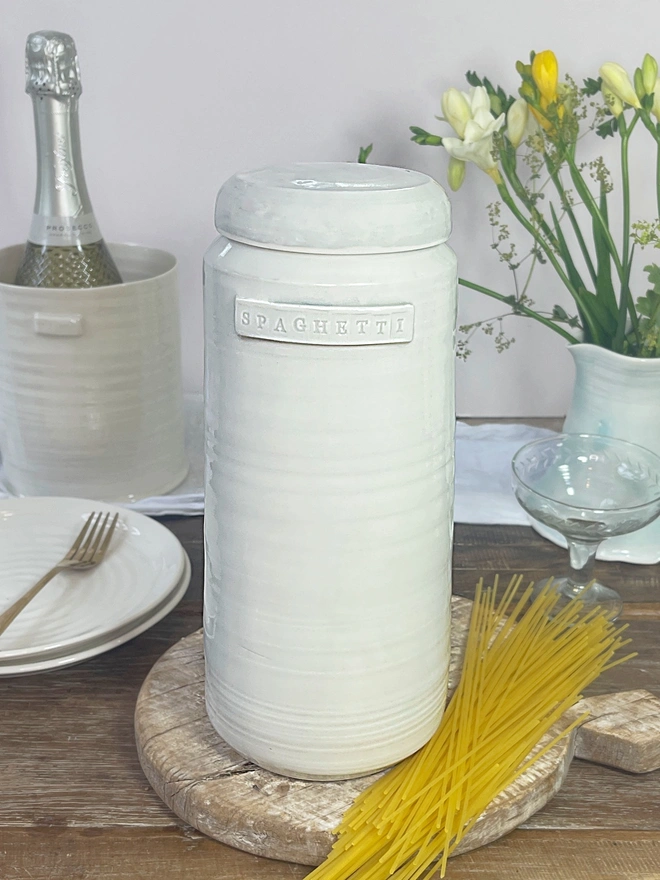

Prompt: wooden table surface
[{"left": 3, "top": 510, "right": 660, "bottom": 877}]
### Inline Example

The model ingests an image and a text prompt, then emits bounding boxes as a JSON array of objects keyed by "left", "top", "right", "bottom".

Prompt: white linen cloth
[
  {"left": 0, "top": 394, "right": 556, "bottom": 522},
  {"left": 454, "top": 421, "right": 556, "bottom": 525}
]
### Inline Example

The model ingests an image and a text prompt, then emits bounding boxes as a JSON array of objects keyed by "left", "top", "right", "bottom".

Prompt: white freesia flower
[
  {"left": 441, "top": 86, "right": 505, "bottom": 177},
  {"left": 599, "top": 62, "right": 641, "bottom": 109},
  {"left": 441, "top": 88, "right": 471, "bottom": 138},
  {"left": 506, "top": 98, "right": 529, "bottom": 148},
  {"left": 441, "top": 86, "right": 493, "bottom": 137},
  {"left": 642, "top": 54, "right": 658, "bottom": 96},
  {"left": 602, "top": 84, "right": 624, "bottom": 118},
  {"left": 447, "top": 156, "right": 466, "bottom": 191},
  {"left": 652, "top": 77, "right": 660, "bottom": 122}
]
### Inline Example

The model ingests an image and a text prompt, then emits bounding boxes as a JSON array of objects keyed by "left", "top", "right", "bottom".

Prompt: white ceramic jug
[
  {"left": 203, "top": 163, "right": 457, "bottom": 779},
  {"left": 562, "top": 343, "right": 660, "bottom": 563}
]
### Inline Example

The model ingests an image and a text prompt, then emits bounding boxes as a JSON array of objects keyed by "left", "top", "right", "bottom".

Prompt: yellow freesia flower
[
  {"left": 532, "top": 49, "right": 559, "bottom": 109},
  {"left": 532, "top": 50, "right": 559, "bottom": 107},
  {"left": 527, "top": 50, "right": 565, "bottom": 132}
]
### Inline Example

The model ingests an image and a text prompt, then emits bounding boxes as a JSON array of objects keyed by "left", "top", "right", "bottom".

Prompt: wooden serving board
[{"left": 135, "top": 595, "right": 660, "bottom": 867}]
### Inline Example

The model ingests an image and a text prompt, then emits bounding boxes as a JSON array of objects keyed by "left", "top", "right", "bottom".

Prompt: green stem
[
  {"left": 614, "top": 114, "right": 638, "bottom": 350},
  {"left": 657, "top": 135, "right": 660, "bottom": 221},
  {"left": 637, "top": 111, "right": 660, "bottom": 217},
  {"left": 564, "top": 142, "right": 639, "bottom": 346},
  {"left": 500, "top": 149, "right": 560, "bottom": 250},
  {"left": 545, "top": 158, "right": 597, "bottom": 288},
  {"left": 521, "top": 250, "right": 539, "bottom": 298},
  {"left": 495, "top": 178, "right": 585, "bottom": 308},
  {"left": 619, "top": 113, "right": 640, "bottom": 268},
  {"left": 458, "top": 277, "right": 581, "bottom": 344},
  {"left": 564, "top": 145, "right": 625, "bottom": 282}
]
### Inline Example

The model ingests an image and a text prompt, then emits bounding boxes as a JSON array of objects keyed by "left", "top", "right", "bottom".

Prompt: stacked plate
[{"left": 0, "top": 497, "right": 191, "bottom": 675}]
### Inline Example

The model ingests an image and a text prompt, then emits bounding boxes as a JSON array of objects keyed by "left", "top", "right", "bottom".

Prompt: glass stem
[{"left": 565, "top": 540, "right": 600, "bottom": 597}]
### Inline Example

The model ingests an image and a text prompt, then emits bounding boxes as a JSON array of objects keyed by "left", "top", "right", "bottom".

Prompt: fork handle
[{"left": 0, "top": 565, "right": 64, "bottom": 637}]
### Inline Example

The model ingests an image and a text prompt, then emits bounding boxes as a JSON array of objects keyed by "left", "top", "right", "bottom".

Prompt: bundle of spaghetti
[{"left": 306, "top": 574, "right": 635, "bottom": 880}]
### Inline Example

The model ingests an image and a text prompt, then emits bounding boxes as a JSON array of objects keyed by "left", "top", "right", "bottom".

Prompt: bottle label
[{"left": 28, "top": 212, "right": 102, "bottom": 247}]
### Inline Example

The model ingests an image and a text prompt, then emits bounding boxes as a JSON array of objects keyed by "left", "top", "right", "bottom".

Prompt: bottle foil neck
[{"left": 28, "top": 95, "right": 101, "bottom": 247}]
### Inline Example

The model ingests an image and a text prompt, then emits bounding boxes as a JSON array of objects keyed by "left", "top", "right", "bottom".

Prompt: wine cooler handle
[{"left": 33, "top": 312, "right": 84, "bottom": 337}]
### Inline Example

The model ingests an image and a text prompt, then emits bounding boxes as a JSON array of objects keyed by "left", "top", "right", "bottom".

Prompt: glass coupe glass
[{"left": 512, "top": 433, "right": 660, "bottom": 618}]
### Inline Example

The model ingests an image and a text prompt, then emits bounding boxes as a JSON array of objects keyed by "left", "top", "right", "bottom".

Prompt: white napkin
[
  {"left": 454, "top": 421, "right": 556, "bottom": 525},
  {"left": 0, "top": 394, "right": 556, "bottom": 523}
]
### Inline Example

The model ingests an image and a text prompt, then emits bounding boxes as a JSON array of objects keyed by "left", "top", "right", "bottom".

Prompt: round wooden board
[{"left": 135, "top": 595, "right": 576, "bottom": 866}]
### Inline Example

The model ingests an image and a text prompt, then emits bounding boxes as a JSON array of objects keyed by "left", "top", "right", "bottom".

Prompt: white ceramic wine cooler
[{"left": 0, "top": 243, "right": 188, "bottom": 502}]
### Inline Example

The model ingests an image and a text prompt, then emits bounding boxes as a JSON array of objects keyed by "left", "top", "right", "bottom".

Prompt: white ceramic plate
[
  {"left": 0, "top": 553, "right": 191, "bottom": 676},
  {"left": 0, "top": 497, "right": 186, "bottom": 662}
]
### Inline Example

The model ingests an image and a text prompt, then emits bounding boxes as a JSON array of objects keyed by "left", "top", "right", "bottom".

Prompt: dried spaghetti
[{"left": 306, "top": 575, "right": 635, "bottom": 880}]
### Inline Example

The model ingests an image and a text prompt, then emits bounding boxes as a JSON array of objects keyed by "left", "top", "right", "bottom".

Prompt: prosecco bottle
[{"left": 14, "top": 30, "right": 122, "bottom": 287}]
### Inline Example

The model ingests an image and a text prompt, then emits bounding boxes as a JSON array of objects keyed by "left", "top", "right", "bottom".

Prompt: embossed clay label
[{"left": 234, "top": 298, "right": 414, "bottom": 345}]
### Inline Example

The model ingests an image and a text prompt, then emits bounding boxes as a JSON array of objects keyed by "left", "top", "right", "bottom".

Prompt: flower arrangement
[{"left": 404, "top": 51, "right": 660, "bottom": 358}]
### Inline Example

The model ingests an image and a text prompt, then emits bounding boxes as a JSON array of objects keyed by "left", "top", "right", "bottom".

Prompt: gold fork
[{"left": 0, "top": 511, "right": 119, "bottom": 637}]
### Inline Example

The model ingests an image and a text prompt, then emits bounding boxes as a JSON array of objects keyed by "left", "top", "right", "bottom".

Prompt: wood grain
[
  {"left": 134, "top": 598, "right": 576, "bottom": 865},
  {"left": 569, "top": 690, "right": 660, "bottom": 773},
  {"left": 2, "top": 502, "right": 660, "bottom": 880},
  {"left": 2, "top": 828, "right": 660, "bottom": 880}
]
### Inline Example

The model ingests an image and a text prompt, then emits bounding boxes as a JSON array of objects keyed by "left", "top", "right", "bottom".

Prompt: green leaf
[
  {"left": 596, "top": 118, "right": 618, "bottom": 139},
  {"left": 546, "top": 203, "right": 614, "bottom": 343},
  {"left": 582, "top": 288, "right": 619, "bottom": 338},
  {"left": 357, "top": 144, "right": 373, "bottom": 164},
  {"left": 463, "top": 72, "right": 515, "bottom": 114},
  {"left": 490, "top": 93, "right": 503, "bottom": 115},
  {"left": 641, "top": 92, "right": 655, "bottom": 111},
  {"left": 644, "top": 262, "right": 660, "bottom": 287},
  {"left": 582, "top": 76, "right": 603, "bottom": 96},
  {"left": 627, "top": 264, "right": 660, "bottom": 356},
  {"left": 636, "top": 289, "right": 660, "bottom": 319},
  {"left": 638, "top": 264, "right": 660, "bottom": 321},
  {"left": 549, "top": 203, "right": 585, "bottom": 293},
  {"left": 592, "top": 188, "right": 618, "bottom": 323}
]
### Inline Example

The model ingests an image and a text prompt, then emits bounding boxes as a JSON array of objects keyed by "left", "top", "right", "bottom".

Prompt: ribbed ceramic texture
[
  {"left": 0, "top": 243, "right": 188, "bottom": 501},
  {"left": 204, "top": 169, "right": 457, "bottom": 780},
  {"left": 556, "top": 343, "right": 660, "bottom": 563},
  {"left": 0, "top": 497, "right": 185, "bottom": 663},
  {"left": 0, "top": 553, "right": 191, "bottom": 677},
  {"left": 14, "top": 240, "right": 122, "bottom": 288}
]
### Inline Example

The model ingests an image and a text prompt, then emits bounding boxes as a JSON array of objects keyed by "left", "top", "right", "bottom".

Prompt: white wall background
[{"left": 0, "top": 0, "right": 657, "bottom": 415}]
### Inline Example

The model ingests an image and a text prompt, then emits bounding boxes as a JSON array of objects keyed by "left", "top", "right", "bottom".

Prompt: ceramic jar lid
[{"left": 214, "top": 162, "right": 451, "bottom": 254}]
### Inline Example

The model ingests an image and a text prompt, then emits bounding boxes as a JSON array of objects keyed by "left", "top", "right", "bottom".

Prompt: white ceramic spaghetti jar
[{"left": 203, "top": 162, "right": 457, "bottom": 780}]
